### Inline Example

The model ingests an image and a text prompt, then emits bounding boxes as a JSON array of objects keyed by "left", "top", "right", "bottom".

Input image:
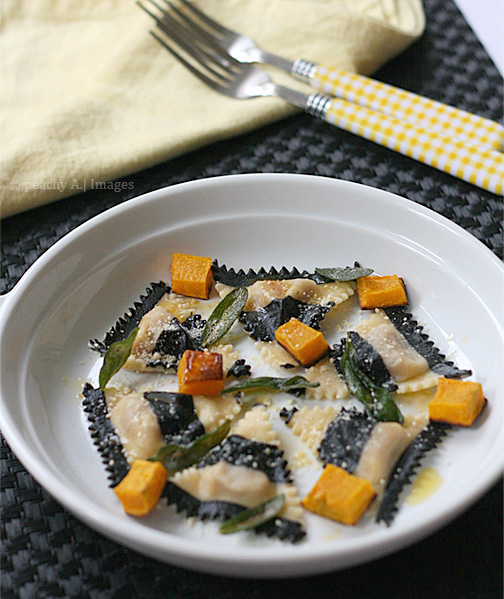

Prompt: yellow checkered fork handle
[
  {"left": 311, "top": 66, "right": 503, "bottom": 152},
  {"left": 322, "top": 98, "right": 503, "bottom": 195}
]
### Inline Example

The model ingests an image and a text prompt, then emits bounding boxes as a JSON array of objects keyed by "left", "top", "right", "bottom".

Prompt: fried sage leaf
[
  {"left": 99, "top": 327, "right": 138, "bottom": 389},
  {"left": 219, "top": 494, "right": 286, "bottom": 535},
  {"left": 201, "top": 287, "right": 248, "bottom": 348},
  {"left": 341, "top": 336, "right": 403, "bottom": 423},
  {"left": 149, "top": 419, "right": 231, "bottom": 474},
  {"left": 221, "top": 376, "right": 319, "bottom": 395},
  {"left": 315, "top": 266, "right": 373, "bottom": 282}
]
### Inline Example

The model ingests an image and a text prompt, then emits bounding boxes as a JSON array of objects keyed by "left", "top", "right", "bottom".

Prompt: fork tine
[
  {"left": 137, "top": 0, "right": 160, "bottom": 23},
  {"left": 154, "top": 16, "right": 234, "bottom": 79},
  {"left": 168, "top": 0, "right": 232, "bottom": 37},
  {"left": 161, "top": 0, "right": 228, "bottom": 50},
  {"left": 141, "top": 0, "right": 270, "bottom": 102},
  {"left": 145, "top": 1, "right": 249, "bottom": 100},
  {"left": 138, "top": 1, "right": 227, "bottom": 68},
  {"left": 140, "top": 0, "right": 233, "bottom": 62},
  {"left": 149, "top": 30, "right": 232, "bottom": 95},
  {"left": 140, "top": 0, "right": 193, "bottom": 39}
]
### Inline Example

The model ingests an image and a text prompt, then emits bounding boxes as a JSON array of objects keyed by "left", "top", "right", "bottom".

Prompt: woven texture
[{"left": 1, "top": 0, "right": 503, "bottom": 597}]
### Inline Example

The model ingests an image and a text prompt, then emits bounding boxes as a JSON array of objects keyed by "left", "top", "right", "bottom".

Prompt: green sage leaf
[
  {"left": 99, "top": 327, "right": 138, "bottom": 389},
  {"left": 341, "top": 337, "right": 403, "bottom": 423},
  {"left": 316, "top": 266, "right": 374, "bottom": 282},
  {"left": 149, "top": 419, "right": 231, "bottom": 474},
  {"left": 201, "top": 287, "right": 248, "bottom": 348},
  {"left": 221, "top": 375, "right": 319, "bottom": 395},
  {"left": 219, "top": 494, "right": 286, "bottom": 535}
]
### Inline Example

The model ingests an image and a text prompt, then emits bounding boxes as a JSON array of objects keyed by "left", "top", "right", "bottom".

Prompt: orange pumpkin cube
[
  {"left": 356, "top": 275, "right": 408, "bottom": 309},
  {"left": 170, "top": 253, "right": 213, "bottom": 299},
  {"left": 301, "top": 464, "right": 376, "bottom": 525},
  {"left": 113, "top": 459, "right": 168, "bottom": 516},
  {"left": 429, "top": 377, "right": 486, "bottom": 426},
  {"left": 275, "top": 318, "right": 329, "bottom": 367},
  {"left": 177, "top": 349, "right": 224, "bottom": 396}
]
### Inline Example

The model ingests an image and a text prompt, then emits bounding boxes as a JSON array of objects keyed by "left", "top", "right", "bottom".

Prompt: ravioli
[
  {"left": 213, "top": 266, "right": 353, "bottom": 347},
  {"left": 280, "top": 404, "right": 444, "bottom": 519},
  {"left": 165, "top": 405, "right": 306, "bottom": 542},
  {"left": 376, "top": 420, "right": 451, "bottom": 525},
  {"left": 82, "top": 383, "right": 130, "bottom": 486},
  {"left": 107, "top": 388, "right": 165, "bottom": 462},
  {"left": 355, "top": 311, "right": 433, "bottom": 390},
  {"left": 88, "top": 282, "right": 170, "bottom": 355},
  {"left": 89, "top": 284, "right": 206, "bottom": 372},
  {"left": 331, "top": 309, "right": 471, "bottom": 397},
  {"left": 303, "top": 356, "right": 350, "bottom": 400},
  {"left": 90, "top": 283, "right": 254, "bottom": 377},
  {"left": 216, "top": 277, "right": 354, "bottom": 311},
  {"left": 82, "top": 384, "right": 241, "bottom": 476},
  {"left": 83, "top": 256, "right": 482, "bottom": 540}
]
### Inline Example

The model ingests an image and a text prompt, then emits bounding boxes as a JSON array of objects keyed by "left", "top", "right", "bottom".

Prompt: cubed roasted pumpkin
[
  {"left": 356, "top": 274, "right": 408, "bottom": 309},
  {"left": 170, "top": 253, "right": 213, "bottom": 299},
  {"left": 177, "top": 349, "right": 224, "bottom": 396},
  {"left": 429, "top": 377, "right": 486, "bottom": 426},
  {"left": 113, "top": 459, "right": 168, "bottom": 516},
  {"left": 275, "top": 317, "right": 329, "bottom": 367},
  {"left": 301, "top": 464, "right": 376, "bottom": 525}
]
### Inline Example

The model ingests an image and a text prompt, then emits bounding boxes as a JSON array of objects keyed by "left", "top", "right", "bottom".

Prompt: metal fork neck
[
  {"left": 270, "top": 83, "right": 332, "bottom": 119},
  {"left": 257, "top": 49, "right": 296, "bottom": 73},
  {"left": 291, "top": 58, "right": 317, "bottom": 82},
  {"left": 305, "top": 93, "right": 332, "bottom": 118},
  {"left": 256, "top": 52, "right": 317, "bottom": 83}
]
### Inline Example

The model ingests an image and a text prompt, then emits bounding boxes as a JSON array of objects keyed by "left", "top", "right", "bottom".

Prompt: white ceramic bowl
[{"left": 1, "top": 174, "right": 502, "bottom": 577}]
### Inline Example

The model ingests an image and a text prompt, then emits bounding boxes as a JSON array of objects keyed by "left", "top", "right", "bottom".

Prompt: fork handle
[
  {"left": 306, "top": 93, "right": 503, "bottom": 195},
  {"left": 293, "top": 60, "right": 503, "bottom": 152}
]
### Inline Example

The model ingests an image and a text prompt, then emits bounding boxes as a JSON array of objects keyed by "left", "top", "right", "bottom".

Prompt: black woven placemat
[{"left": 1, "top": 0, "right": 503, "bottom": 597}]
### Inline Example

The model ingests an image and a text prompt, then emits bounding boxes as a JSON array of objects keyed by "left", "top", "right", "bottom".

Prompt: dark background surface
[{"left": 1, "top": 0, "right": 503, "bottom": 597}]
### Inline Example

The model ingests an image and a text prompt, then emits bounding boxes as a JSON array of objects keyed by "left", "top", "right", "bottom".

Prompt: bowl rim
[{"left": 1, "top": 173, "right": 503, "bottom": 577}]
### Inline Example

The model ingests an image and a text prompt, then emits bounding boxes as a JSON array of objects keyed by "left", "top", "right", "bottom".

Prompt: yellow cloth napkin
[{"left": 0, "top": 0, "right": 425, "bottom": 217}]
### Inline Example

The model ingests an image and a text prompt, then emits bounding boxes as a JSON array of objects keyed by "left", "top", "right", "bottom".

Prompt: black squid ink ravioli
[
  {"left": 280, "top": 405, "right": 451, "bottom": 525},
  {"left": 212, "top": 262, "right": 355, "bottom": 341},
  {"left": 82, "top": 384, "right": 242, "bottom": 484},
  {"left": 213, "top": 261, "right": 355, "bottom": 389},
  {"left": 164, "top": 405, "right": 306, "bottom": 542},
  {"left": 83, "top": 269, "right": 314, "bottom": 541},
  {"left": 82, "top": 384, "right": 306, "bottom": 541},
  {"left": 88, "top": 281, "right": 249, "bottom": 375},
  {"left": 82, "top": 259, "right": 475, "bottom": 540},
  {"left": 330, "top": 307, "right": 470, "bottom": 395}
]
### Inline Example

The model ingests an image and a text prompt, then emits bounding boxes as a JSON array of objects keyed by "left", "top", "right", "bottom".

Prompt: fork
[
  {"left": 143, "top": 0, "right": 503, "bottom": 152},
  {"left": 139, "top": 3, "right": 503, "bottom": 195}
]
